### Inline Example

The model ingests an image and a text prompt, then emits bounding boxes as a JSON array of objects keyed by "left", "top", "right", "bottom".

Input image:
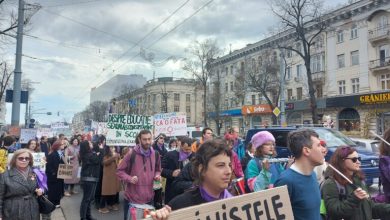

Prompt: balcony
[
  {"left": 311, "top": 70, "right": 325, "bottom": 83},
  {"left": 368, "top": 25, "right": 390, "bottom": 45},
  {"left": 369, "top": 57, "right": 390, "bottom": 73}
]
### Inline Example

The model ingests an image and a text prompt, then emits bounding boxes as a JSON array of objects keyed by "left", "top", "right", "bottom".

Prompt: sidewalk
[{"left": 51, "top": 207, "right": 66, "bottom": 220}]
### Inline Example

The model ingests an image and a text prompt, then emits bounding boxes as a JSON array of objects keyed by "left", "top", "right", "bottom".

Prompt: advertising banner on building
[
  {"left": 144, "top": 186, "right": 293, "bottom": 220},
  {"left": 153, "top": 112, "right": 187, "bottom": 137},
  {"left": 20, "top": 129, "right": 38, "bottom": 144},
  {"left": 106, "top": 114, "right": 153, "bottom": 146}
]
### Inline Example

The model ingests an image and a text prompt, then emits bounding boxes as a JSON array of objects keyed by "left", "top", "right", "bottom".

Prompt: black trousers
[{"left": 80, "top": 181, "right": 97, "bottom": 219}]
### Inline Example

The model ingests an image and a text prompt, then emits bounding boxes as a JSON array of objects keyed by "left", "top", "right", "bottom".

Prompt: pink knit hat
[{"left": 251, "top": 131, "right": 275, "bottom": 149}]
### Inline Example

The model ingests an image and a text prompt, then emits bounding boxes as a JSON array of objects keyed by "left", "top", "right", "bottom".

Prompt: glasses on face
[
  {"left": 159, "top": 136, "right": 165, "bottom": 140},
  {"left": 17, "top": 157, "right": 31, "bottom": 162},
  {"left": 344, "top": 157, "right": 361, "bottom": 163}
]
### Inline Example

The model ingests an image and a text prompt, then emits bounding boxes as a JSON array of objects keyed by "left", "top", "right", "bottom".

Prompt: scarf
[
  {"left": 199, "top": 186, "right": 232, "bottom": 202},
  {"left": 16, "top": 166, "right": 30, "bottom": 180},
  {"left": 139, "top": 146, "right": 152, "bottom": 157},
  {"left": 178, "top": 151, "right": 191, "bottom": 161},
  {"left": 157, "top": 143, "right": 164, "bottom": 151},
  {"left": 33, "top": 168, "right": 48, "bottom": 191}
]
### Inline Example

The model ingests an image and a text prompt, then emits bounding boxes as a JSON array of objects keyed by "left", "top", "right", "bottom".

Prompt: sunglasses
[
  {"left": 344, "top": 157, "right": 361, "bottom": 163},
  {"left": 159, "top": 136, "right": 165, "bottom": 139},
  {"left": 17, "top": 157, "right": 31, "bottom": 162}
]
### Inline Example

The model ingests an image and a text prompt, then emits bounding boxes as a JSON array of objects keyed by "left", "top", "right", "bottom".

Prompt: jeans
[{"left": 80, "top": 181, "right": 97, "bottom": 219}]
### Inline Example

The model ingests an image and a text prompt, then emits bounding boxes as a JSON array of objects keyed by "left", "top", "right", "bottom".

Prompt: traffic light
[{"left": 29, "top": 119, "right": 35, "bottom": 128}]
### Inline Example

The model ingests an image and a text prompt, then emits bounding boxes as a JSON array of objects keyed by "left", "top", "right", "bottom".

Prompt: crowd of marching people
[{"left": 1, "top": 126, "right": 390, "bottom": 219}]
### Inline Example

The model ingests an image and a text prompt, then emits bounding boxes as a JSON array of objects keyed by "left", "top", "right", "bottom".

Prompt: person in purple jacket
[
  {"left": 379, "top": 128, "right": 390, "bottom": 202},
  {"left": 116, "top": 130, "right": 161, "bottom": 220}
]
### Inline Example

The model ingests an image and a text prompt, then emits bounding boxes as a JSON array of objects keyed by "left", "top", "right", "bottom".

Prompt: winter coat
[
  {"left": 171, "top": 162, "right": 193, "bottom": 199},
  {"left": 0, "top": 167, "right": 40, "bottom": 220},
  {"left": 80, "top": 151, "right": 103, "bottom": 182},
  {"left": 322, "top": 175, "right": 390, "bottom": 220},
  {"left": 231, "top": 151, "right": 244, "bottom": 178},
  {"left": 45, "top": 151, "right": 64, "bottom": 204},
  {"left": 101, "top": 155, "right": 120, "bottom": 195},
  {"left": 233, "top": 138, "right": 245, "bottom": 161},
  {"left": 116, "top": 145, "right": 161, "bottom": 204},
  {"left": 153, "top": 143, "right": 168, "bottom": 158},
  {"left": 64, "top": 145, "right": 80, "bottom": 184},
  {"left": 161, "top": 150, "right": 193, "bottom": 203},
  {"left": 379, "top": 155, "right": 390, "bottom": 202}
]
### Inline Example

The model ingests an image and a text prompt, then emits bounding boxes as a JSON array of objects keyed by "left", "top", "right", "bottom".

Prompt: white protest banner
[
  {"left": 96, "top": 122, "right": 108, "bottom": 135},
  {"left": 144, "top": 186, "right": 293, "bottom": 220},
  {"left": 106, "top": 114, "right": 153, "bottom": 146},
  {"left": 153, "top": 112, "right": 187, "bottom": 137},
  {"left": 51, "top": 122, "right": 69, "bottom": 129},
  {"left": 20, "top": 129, "right": 38, "bottom": 144},
  {"left": 8, "top": 152, "right": 46, "bottom": 171},
  {"left": 37, "top": 128, "right": 54, "bottom": 138}
]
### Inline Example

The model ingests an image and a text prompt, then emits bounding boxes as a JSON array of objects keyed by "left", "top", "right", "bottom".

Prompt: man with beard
[{"left": 117, "top": 130, "right": 161, "bottom": 220}]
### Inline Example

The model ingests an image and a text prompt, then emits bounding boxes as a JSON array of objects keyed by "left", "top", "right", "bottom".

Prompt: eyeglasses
[
  {"left": 17, "top": 157, "right": 31, "bottom": 162},
  {"left": 159, "top": 136, "right": 165, "bottom": 139},
  {"left": 344, "top": 157, "right": 361, "bottom": 163}
]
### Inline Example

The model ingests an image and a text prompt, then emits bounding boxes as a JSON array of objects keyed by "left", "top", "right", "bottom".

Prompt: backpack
[
  {"left": 126, "top": 149, "right": 160, "bottom": 174},
  {"left": 319, "top": 178, "right": 346, "bottom": 219}
]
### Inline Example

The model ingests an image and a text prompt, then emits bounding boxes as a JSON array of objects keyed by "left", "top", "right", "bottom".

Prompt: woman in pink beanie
[{"left": 244, "top": 131, "right": 285, "bottom": 192}]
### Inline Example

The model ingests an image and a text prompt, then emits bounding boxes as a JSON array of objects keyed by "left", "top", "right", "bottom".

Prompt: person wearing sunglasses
[
  {"left": 321, "top": 146, "right": 390, "bottom": 219},
  {"left": 0, "top": 149, "right": 44, "bottom": 220}
]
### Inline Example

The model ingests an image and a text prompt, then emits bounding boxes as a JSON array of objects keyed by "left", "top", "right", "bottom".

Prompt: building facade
[
  {"left": 90, "top": 74, "right": 147, "bottom": 103},
  {"left": 115, "top": 77, "right": 204, "bottom": 127},
  {"left": 210, "top": 0, "right": 390, "bottom": 137}
]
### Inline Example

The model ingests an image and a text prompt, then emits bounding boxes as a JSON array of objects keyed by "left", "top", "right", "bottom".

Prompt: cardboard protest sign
[
  {"left": 20, "top": 129, "right": 37, "bottom": 144},
  {"left": 8, "top": 152, "right": 46, "bottom": 171},
  {"left": 106, "top": 114, "right": 153, "bottom": 146},
  {"left": 153, "top": 112, "right": 187, "bottom": 137},
  {"left": 57, "top": 164, "right": 73, "bottom": 179},
  {"left": 145, "top": 186, "right": 293, "bottom": 220},
  {"left": 36, "top": 128, "right": 54, "bottom": 139}
]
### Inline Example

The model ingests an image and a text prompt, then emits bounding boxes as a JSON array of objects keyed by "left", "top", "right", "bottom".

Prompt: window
[
  {"left": 296, "top": 64, "right": 302, "bottom": 79},
  {"left": 174, "top": 105, "right": 180, "bottom": 112},
  {"left": 351, "top": 50, "right": 359, "bottom": 66},
  {"left": 316, "top": 85, "right": 323, "bottom": 98},
  {"left": 258, "top": 56, "right": 262, "bottom": 67},
  {"left": 337, "top": 30, "right": 344, "bottom": 43},
  {"left": 251, "top": 95, "right": 256, "bottom": 105},
  {"left": 240, "top": 61, "right": 245, "bottom": 74},
  {"left": 296, "top": 42, "right": 302, "bottom": 54},
  {"left": 286, "top": 66, "right": 291, "bottom": 80},
  {"left": 315, "top": 36, "right": 324, "bottom": 49},
  {"left": 338, "top": 80, "right": 346, "bottom": 95},
  {"left": 311, "top": 53, "right": 324, "bottom": 73},
  {"left": 378, "top": 15, "right": 389, "bottom": 30},
  {"left": 351, "top": 78, "right": 359, "bottom": 93},
  {"left": 225, "top": 67, "right": 228, "bottom": 75},
  {"left": 337, "top": 54, "right": 345, "bottom": 68},
  {"left": 273, "top": 51, "right": 278, "bottom": 62},
  {"left": 230, "top": 99, "right": 234, "bottom": 108},
  {"left": 186, "top": 94, "right": 190, "bottom": 102},
  {"left": 297, "top": 87, "right": 303, "bottom": 100},
  {"left": 174, "top": 93, "right": 180, "bottom": 101},
  {"left": 380, "top": 73, "right": 390, "bottom": 90},
  {"left": 287, "top": 89, "right": 293, "bottom": 100},
  {"left": 230, "top": 65, "right": 234, "bottom": 75},
  {"left": 186, "top": 106, "right": 191, "bottom": 113},
  {"left": 230, "top": 82, "right": 233, "bottom": 91},
  {"left": 225, "top": 82, "right": 228, "bottom": 92},
  {"left": 251, "top": 58, "right": 256, "bottom": 71},
  {"left": 186, "top": 116, "right": 191, "bottom": 123},
  {"left": 351, "top": 24, "right": 358, "bottom": 39},
  {"left": 286, "top": 48, "right": 292, "bottom": 58}
]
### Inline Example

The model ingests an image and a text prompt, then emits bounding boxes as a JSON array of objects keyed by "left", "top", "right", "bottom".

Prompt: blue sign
[
  {"left": 208, "top": 109, "right": 242, "bottom": 118},
  {"left": 128, "top": 99, "right": 137, "bottom": 107}
]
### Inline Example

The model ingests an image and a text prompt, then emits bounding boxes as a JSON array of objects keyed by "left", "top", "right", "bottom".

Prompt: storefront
[
  {"left": 241, "top": 104, "right": 273, "bottom": 129},
  {"left": 285, "top": 99, "right": 327, "bottom": 125},
  {"left": 208, "top": 109, "right": 242, "bottom": 134}
]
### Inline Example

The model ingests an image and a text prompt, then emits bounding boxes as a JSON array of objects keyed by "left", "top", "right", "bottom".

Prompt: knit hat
[{"left": 251, "top": 131, "right": 275, "bottom": 149}]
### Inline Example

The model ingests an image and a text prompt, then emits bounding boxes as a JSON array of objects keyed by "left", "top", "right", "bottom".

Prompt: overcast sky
[{"left": 2, "top": 0, "right": 347, "bottom": 125}]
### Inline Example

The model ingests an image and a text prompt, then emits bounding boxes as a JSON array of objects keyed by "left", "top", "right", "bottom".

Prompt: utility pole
[
  {"left": 11, "top": 0, "right": 25, "bottom": 126},
  {"left": 279, "top": 50, "right": 286, "bottom": 126}
]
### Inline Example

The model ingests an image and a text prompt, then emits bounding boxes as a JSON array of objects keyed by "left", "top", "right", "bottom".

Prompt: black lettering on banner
[
  {"left": 241, "top": 203, "right": 252, "bottom": 220},
  {"left": 271, "top": 195, "right": 285, "bottom": 220},
  {"left": 263, "top": 200, "right": 274, "bottom": 220},
  {"left": 253, "top": 201, "right": 263, "bottom": 220},
  {"left": 222, "top": 204, "right": 227, "bottom": 220},
  {"left": 195, "top": 211, "right": 200, "bottom": 220},
  {"left": 229, "top": 207, "right": 241, "bottom": 220}
]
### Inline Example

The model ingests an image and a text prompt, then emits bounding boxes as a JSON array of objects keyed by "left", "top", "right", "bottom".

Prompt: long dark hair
[
  {"left": 79, "top": 140, "right": 91, "bottom": 159},
  {"left": 380, "top": 128, "right": 390, "bottom": 156},
  {"left": 329, "top": 146, "right": 364, "bottom": 185},
  {"left": 103, "top": 145, "right": 112, "bottom": 157},
  {"left": 191, "top": 139, "right": 231, "bottom": 185}
]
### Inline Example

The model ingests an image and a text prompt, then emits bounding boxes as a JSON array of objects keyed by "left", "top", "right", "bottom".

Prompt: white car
[{"left": 350, "top": 138, "right": 380, "bottom": 154}]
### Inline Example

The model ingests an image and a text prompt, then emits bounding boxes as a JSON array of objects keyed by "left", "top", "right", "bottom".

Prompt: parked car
[
  {"left": 245, "top": 127, "right": 380, "bottom": 186},
  {"left": 350, "top": 138, "right": 380, "bottom": 154}
]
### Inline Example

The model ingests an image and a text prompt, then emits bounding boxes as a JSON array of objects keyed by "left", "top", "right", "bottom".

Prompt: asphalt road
[{"left": 61, "top": 185, "right": 124, "bottom": 220}]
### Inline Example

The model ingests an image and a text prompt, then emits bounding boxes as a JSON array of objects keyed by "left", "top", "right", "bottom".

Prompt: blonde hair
[{"left": 9, "top": 149, "right": 34, "bottom": 168}]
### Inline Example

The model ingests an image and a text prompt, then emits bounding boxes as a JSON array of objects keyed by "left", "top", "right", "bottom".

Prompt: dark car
[{"left": 245, "top": 127, "right": 380, "bottom": 186}]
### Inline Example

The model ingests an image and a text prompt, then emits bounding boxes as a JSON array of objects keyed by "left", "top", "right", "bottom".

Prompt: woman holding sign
[
  {"left": 322, "top": 146, "right": 390, "bottom": 219},
  {"left": 45, "top": 140, "right": 65, "bottom": 208}
]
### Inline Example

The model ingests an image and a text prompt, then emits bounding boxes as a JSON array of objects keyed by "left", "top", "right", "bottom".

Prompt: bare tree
[
  {"left": 209, "top": 66, "right": 223, "bottom": 135},
  {"left": 183, "top": 39, "right": 221, "bottom": 127},
  {"left": 82, "top": 101, "right": 109, "bottom": 123},
  {"left": 270, "top": 0, "right": 328, "bottom": 124},
  {"left": 236, "top": 50, "right": 280, "bottom": 124},
  {"left": 0, "top": 62, "right": 13, "bottom": 102}
]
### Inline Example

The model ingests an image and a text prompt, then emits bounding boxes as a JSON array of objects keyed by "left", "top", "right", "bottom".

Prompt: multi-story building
[
  {"left": 115, "top": 77, "right": 203, "bottom": 127},
  {"left": 90, "top": 74, "right": 147, "bottom": 103},
  {"left": 210, "top": 0, "right": 390, "bottom": 137}
]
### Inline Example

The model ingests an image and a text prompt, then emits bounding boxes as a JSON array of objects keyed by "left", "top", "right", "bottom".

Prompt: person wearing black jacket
[
  {"left": 46, "top": 140, "right": 65, "bottom": 208},
  {"left": 161, "top": 137, "right": 193, "bottom": 204},
  {"left": 79, "top": 140, "right": 103, "bottom": 220},
  {"left": 152, "top": 133, "right": 168, "bottom": 209}
]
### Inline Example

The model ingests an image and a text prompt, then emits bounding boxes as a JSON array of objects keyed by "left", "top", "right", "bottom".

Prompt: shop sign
[
  {"left": 359, "top": 92, "right": 390, "bottom": 105},
  {"left": 241, "top": 104, "right": 272, "bottom": 115}
]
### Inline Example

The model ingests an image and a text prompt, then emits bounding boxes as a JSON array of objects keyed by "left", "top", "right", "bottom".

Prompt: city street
[{"left": 61, "top": 185, "right": 123, "bottom": 220}]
